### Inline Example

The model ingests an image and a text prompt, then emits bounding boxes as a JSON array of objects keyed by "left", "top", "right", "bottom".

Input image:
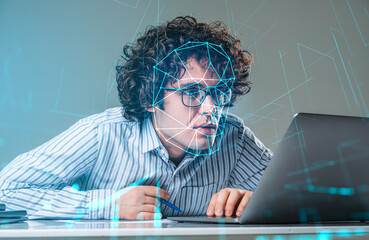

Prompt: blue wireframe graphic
[{"left": 151, "top": 41, "right": 236, "bottom": 156}]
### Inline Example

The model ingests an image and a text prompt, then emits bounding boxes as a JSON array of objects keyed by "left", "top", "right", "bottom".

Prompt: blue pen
[{"left": 156, "top": 197, "right": 183, "bottom": 212}]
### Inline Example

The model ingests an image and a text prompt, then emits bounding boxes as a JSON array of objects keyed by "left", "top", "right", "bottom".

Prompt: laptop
[{"left": 168, "top": 113, "right": 369, "bottom": 224}]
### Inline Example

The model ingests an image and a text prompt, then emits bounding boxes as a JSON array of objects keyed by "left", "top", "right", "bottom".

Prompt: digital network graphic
[
  {"left": 151, "top": 41, "right": 235, "bottom": 156},
  {"left": 0, "top": 0, "right": 368, "bottom": 228}
]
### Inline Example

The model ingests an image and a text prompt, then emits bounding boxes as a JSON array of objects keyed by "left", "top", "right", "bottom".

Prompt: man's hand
[
  {"left": 116, "top": 186, "right": 169, "bottom": 220},
  {"left": 206, "top": 188, "right": 253, "bottom": 217}
]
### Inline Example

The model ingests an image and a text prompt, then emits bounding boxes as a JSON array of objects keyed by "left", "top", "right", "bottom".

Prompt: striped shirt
[{"left": 0, "top": 107, "right": 272, "bottom": 219}]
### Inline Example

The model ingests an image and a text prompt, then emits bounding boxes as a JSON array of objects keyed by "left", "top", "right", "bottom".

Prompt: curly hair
[{"left": 116, "top": 16, "right": 253, "bottom": 122}]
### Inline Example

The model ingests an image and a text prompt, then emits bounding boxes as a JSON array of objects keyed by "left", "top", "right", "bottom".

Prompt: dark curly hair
[{"left": 116, "top": 16, "right": 253, "bottom": 122}]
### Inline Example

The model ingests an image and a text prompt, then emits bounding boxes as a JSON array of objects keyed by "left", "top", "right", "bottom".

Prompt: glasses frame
[{"left": 162, "top": 86, "right": 232, "bottom": 108}]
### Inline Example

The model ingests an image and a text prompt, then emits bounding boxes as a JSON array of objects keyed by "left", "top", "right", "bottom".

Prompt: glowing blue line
[
  {"left": 251, "top": 77, "right": 313, "bottom": 115},
  {"left": 332, "top": 56, "right": 351, "bottom": 110},
  {"left": 305, "top": 86, "right": 316, "bottom": 117},
  {"left": 208, "top": 44, "right": 229, "bottom": 60},
  {"left": 280, "top": 50, "right": 311, "bottom": 185},
  {"left": 331, "top": 29, "right": 359, "bottom": 105},
  {"left": 157, "top": 0, "right": 159, "bottom": 63},
  {"left": 243, "top": 0, "right": 267, "bottom": 25},
  {"left": 297, "top": 42, "right": 333, "bottom": 59},
  {"left": 297, "top": 42, "right": 351, "bottom": 109},
  {"left": 248, "top": 103, "right": 283, "bottom": 125},
  {"left": 308, "top": 185, "right": 355, "bottom": 196},
  {"left": 203, "top": 60, "right": 212, "bottom": 80},
  {"left": 174, "top": 51, "right": 190, "bottom": 78},
  {"left": 304, "top": 47, "right": 336, "bottom": 70},
  {"left": 143, "top": 5, "right": 165, "bottom": 72},
  {"left": 154, "top": 166, "right": 162, "bottom": 222},
  {"left": 231, "top": 10, "right": 236, "bottom": 37},
  {"left": 330, "top": 0, "right": 343, "bottom": 31},
  {"left": 225, "top": 0, "right": 234, "bottom": 55},
  {"left": 156, "top": 46, "right": 165, "bottom": 59},
  {"left": 175, "top": 41, "right": 193, "bottom": 50},
  {"left": 272, "top": 129, "right": 304, "bottom": 145},
  {"left": 337, "top": 143, "right": 354, "bottom": 187},
  {"left": 176, "top": 44, "right": 207, "bottom": 52},
  {"left": 235, "top": 20, "right": 260, "bottom": 33},
  {"left": 252, "top": 35, "right": 260, "bottom": 66},
  {"left": 87, "top": 172, "right": 156, "bottom": 211},
  {"left": 247, "top": 21, "right": 279, "bottom": 49},
  {"left": 153, "top": 67, "right": 178, "bottom": 82},
  {"left": 330, "top": 0, "right": 353, "bottom": 56},
  {"left": 153, "top": 72, "right": 167, "bottom": 105},
  {"left": 112, "top": 0, "right": 140, "bottom": 8},
  {"left": 220, "top": 60, "right": 230, "bottom": 80},
  {"left": 104, "top": 65, "right": 115, "bottom": 109},
  {"left": 279, "top": 51, "right": 294, "bottom": 116},
  {"left": 130, "top": 0, "right": 152, "bottom": 44},
  {"left": 287, "top": 160, "right": 334, "bottom": 177},
  {"left": 209, "top": 62, "right": 222, "bottom": 80},
  {"left": 225, "top": 0, "right": 231, "bottom": 34},
  {"left": 176, "top": 43, "right": 206, "bottom": 51},
  {"left": 246, "top": 114, "right": 279, "bottom": 141},
  {"left": 348, "top": 59, "right": 369, "bottom": 116},
  {"left": 245, "top": 114, "right": 275, "bottom": 123},
  {"left": 206, "top": 44, "right": 212, "bottom": 72},
  {"left": 157, "top": 49, "right": 176, "bottom": 64},
  {"left": 347, "top": 0, "right": 369, "bottom": 46},
  {"left": 48, "top": 109, "right": 88, "bottom": 118},
  {"left": 108, "top": 72, "right": 116, "bottom": 94}
]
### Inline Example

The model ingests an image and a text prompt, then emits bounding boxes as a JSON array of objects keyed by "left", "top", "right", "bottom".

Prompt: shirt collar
[{"left": 140, "top": 116, "right": 163, "bottom": 153}]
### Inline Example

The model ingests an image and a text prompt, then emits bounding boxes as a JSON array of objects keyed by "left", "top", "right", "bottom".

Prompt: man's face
[{"left": 151, "top": 57, "right": 224, "bottom": 153}]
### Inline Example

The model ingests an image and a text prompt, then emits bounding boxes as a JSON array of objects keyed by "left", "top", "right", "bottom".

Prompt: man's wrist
[{"left": 88, "top": 189, "right": 118, "bottom": 220}]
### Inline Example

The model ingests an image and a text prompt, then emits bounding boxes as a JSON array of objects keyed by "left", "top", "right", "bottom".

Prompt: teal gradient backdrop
[{"left": 1, "top": 0, "right": 368, "bottom": 168}]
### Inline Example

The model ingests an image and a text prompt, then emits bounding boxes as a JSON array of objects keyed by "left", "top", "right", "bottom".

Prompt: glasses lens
[
  {"left": 214, "top": 88, "right": 231, "bottom": 106},
  {"left": 182, "top": 87, "right": 231, "bottom": 107},
  {"left": 182, "top": 89, "right": 204, "bottom": 107}
]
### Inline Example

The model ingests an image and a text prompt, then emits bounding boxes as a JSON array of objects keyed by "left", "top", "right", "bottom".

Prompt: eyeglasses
[{"left": 162, "top": 85, "right": 232, "bottom": 107}]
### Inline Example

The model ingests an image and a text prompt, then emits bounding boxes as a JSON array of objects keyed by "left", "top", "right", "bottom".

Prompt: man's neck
[
  {"left": 162, "top": 142, "right": 186, "bottom": 164},
  {"left": 150, "top": 115, "right": 186, "bottom": 164}
]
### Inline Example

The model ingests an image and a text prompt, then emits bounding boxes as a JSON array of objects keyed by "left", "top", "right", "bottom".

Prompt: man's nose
[{"left": 200, "top": 93, "right": 217, "bottom": 114}]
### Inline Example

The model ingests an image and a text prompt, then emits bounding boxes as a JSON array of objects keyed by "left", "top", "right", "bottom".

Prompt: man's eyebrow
[{"left": 179, "top": 82, "right": 206, "bottom": 88}]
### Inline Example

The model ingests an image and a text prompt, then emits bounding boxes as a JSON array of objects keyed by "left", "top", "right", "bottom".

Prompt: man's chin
[{"left": 189, "top": 139, "right": 215, "bottom": 150}]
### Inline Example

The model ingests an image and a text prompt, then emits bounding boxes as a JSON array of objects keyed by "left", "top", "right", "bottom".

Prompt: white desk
[{"left": 0, "top": 220, "right": 369, "bottom": 239}]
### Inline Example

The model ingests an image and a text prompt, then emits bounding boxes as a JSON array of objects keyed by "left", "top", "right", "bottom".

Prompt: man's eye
[{"left": 184, "top": 89, "right": 200, "bottom": 95}]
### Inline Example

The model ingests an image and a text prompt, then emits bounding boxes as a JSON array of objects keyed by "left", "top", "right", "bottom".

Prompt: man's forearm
[{"left": 0, "top": 182, "right": 118, "bottom": 220}]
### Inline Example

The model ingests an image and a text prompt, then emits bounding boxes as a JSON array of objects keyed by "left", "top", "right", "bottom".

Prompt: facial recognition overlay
[{"left": 151, "top": 41, "right": 235, "bottom": 156}]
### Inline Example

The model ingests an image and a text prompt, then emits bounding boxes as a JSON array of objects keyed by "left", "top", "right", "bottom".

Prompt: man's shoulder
[
  {"left": 222, "top": 112, "right": 250, "bottom": 135},
  {"left": 220, "top": 112, "right": 273, "bottom": 161},
  {"left": 221, "top": 112, "right": 261, "bottom": 143},
  {"left": 222, "top": 112, "right": 245, "bottom": 129},
  {"left": 78, "top": 107, "right": 137, "bottom": 127}
]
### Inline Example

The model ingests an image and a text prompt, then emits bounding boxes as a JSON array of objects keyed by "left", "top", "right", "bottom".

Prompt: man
[{"left": 0, "top": 16, "right": 272, "bottom": 220}]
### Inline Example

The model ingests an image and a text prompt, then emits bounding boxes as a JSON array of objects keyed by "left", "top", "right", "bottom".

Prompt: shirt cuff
[{"left": 87, "top": 189, "right": 119, "bottom": 220}]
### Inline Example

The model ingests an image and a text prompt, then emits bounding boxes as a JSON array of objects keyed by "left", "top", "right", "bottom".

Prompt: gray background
[{"left": 0, "top": 0, "right": 368, "bottom": 168}]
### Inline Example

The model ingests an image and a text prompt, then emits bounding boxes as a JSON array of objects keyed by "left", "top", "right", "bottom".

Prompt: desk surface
[{"left": 1, "top": 219, "right": 369, "bottom": 240}]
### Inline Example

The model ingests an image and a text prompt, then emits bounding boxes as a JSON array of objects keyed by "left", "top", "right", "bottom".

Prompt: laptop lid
[{"left": 240, "top": 113, "right": 369, "bottom": 224}]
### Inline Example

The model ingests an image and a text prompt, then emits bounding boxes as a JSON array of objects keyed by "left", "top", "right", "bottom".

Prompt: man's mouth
[{"left": 193, "top": 124, "right": 217, "bottom": 135}]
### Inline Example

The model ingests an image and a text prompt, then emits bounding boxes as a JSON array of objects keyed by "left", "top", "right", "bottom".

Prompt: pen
[{"left": 156, "top": 197, "right": 183, "bottom": 213}]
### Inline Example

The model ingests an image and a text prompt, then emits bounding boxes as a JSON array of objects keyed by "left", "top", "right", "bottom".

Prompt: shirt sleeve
[
  {"left": 0, "top": 119, "right": 118, "bottom": 220},
  {"left": 226, "top": 125, "right": 273, "bottom": 191}
]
